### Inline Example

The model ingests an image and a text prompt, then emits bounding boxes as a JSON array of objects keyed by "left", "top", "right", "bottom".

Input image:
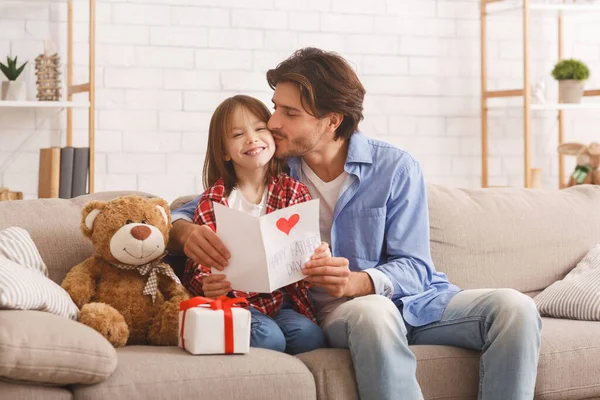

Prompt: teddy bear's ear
[
  {"left": 589, "top": 143, "right": 600, "bottom": 156},
  {"left": 81, "top": 201, "right": 107, "bottom": 238},
  {"left": 148, "top": 198, "right": 170, "bottom": 226}
]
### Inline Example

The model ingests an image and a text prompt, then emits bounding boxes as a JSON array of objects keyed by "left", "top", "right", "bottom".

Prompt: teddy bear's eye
[
  {"left": 126, "top": 219, "right": 133, "bottom": 224},
  {"left": 141, "top": 220, "right": 147, "bottom": 224}
]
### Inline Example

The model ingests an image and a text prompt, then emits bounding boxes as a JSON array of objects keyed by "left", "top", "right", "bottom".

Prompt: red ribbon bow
[{"left": 179, "top": 296, "right": 248, "bottom": 354}]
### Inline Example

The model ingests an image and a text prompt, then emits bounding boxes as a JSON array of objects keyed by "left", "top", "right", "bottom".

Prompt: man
[{"left": 167, "top": 47, "right": 542, "bottom": 400}]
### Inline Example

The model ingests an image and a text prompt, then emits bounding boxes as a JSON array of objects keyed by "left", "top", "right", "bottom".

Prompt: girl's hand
[
  {"left": 202, "top": 274, "right": 231, "bottom": 299},
  {"left": 311, "top": 242, "right": 331, "bottom": 260}
]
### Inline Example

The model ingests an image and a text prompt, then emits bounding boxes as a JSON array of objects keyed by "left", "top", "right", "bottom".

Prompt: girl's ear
[{"left": 224, "top": 154, "right": 231, "bottom": 161}]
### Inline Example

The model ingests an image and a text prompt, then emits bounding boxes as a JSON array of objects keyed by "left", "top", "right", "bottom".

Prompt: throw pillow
[
  {"left": 0, "top": 255, "right": 79, "bottom": 320},
  {"left": 0, "top": 310, "right": 117, "bottom": 385},
  {"left": 0, "top": 227, "right": 79, "bottom": 320},
  {"left": 534, "top": 244, "right": 600, "bottom": 320},
  {"left": 0, "top": 226, "right": 48, "bottom": 276}
]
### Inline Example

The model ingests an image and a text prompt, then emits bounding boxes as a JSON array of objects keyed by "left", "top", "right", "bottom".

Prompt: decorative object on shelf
[
  {"left": 530, "top": 168, "right": 543, "bottom": 189},
  {"left": 35, "top": 43, "right": 61, "bottom": 101},
  {"left": 532, "top": 80, "right": 546, "bottom": 104},
  {"left": 552, "top": 58, "right": 590, "bottom": 104},
  {"left": 0, "top": 56, "right": 28, "bottom": 101},
  {"left": 557, "top": 142, "right": 600, "bottom": 187},
  {"left": 0, "top": 188, "right": 23, "bottom": 201}
]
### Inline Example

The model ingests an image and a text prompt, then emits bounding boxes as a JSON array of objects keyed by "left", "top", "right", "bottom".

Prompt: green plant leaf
[
  {"left": 14, "top": 61, "right": 27, "bottom": 80},
  {"left": 552, "top": 58, "right": 590, "bottom": 81},
  {"left": 0, "top": 62, "right": 9, "bottom": 80},
  {"left": 1, "top": 57, "right": 28, "bottom": 80}
]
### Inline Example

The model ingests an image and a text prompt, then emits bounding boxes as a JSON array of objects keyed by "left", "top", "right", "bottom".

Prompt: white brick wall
[{"left": 1, "top": 0, "right": 599, "bottom": 202}]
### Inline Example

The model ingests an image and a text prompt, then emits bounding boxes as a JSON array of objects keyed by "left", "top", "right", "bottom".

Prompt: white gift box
[{"left": 178, "top": 300, "right": 251, "bottom": 355}]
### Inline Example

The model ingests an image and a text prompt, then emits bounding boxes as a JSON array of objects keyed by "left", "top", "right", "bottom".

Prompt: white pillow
[
  {"left": 534, "top": 244, "right": 600, "bottom": 320},
  {"left": 0, "top": 226, "right": 48, "bottom": 276},
  {"left": 0, "top": 227, "right": 78, "bottom": 320}
]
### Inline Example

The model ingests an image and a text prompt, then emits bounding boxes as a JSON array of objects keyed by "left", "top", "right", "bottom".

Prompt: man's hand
[
  {"left": 311, "top": 242, "right": 332, "bottom": 260},
  {"left": 170, "top": 221, "right": 230, "bottom": 270},
  {"left": 302, "top": 242, "right": 375, "bottom": 298},
  {"left": 302, "top": 242, "right": 351, "bottom": 297},
  {"left": 202, "top": 274, "right": 231, "bottom": 299}
]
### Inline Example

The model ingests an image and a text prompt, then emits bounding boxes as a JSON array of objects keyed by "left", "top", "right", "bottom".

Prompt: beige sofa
[{"left": 1, "top": 184, "right": 600, "bottom": 400}]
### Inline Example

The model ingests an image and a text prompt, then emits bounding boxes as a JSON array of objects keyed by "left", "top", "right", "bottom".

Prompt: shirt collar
[{"left": 287, "top": 132, "right": 372, "bottom": 177}]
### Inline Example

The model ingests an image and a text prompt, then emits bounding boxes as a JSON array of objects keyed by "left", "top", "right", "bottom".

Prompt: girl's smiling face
[{"left": 224, "top": 105, "right": 276, "bottom": 174}]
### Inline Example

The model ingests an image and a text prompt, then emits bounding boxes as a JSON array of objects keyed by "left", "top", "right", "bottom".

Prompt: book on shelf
[
  {"left": 38, "top": 146, "right": 89, "bottom": 199},
  {"left": 71, "top": 147, "right": 89, "bottom": 198},
  {"left": 59, "top": 146, "right": 74, "bottom": 198},
  {"left": 38, "top": 147, "right": 61, "bottom": 198}
]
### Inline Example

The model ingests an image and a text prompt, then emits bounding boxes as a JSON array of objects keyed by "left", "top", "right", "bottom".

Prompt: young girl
[{"left": 182, "top": 95, "right": 326, "bottom": 355}]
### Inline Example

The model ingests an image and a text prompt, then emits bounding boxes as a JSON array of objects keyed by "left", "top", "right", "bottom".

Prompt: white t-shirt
[
  {"left": 300, "top": 160, "right": 350, "bottom": 247},
  {"left": 226, "top": 187, "right": 268, "bottom": 217},
  {"left": 300, "top": 160, "right": 354, "bottom": 322}
]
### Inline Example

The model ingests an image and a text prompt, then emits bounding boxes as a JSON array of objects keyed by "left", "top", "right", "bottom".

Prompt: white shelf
[
  {"left": 0, "top": 100, "right": 90, "bottom": 109},
  {"left": 531, "top": 102, "right": 600, "bottom": 110},
  {"left": 487, "top": 1, "right": 600, "bottom": 16},
  {"left": 487, "top": 101, "right": 600, "bottom": 110},
  {"left": 0, "top": 0, "right": 71, "bottom": 4}
]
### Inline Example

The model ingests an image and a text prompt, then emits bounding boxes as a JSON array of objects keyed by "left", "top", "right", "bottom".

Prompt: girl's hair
[{"left": 203, "top": 95, "right": 283, "bottom": 195}]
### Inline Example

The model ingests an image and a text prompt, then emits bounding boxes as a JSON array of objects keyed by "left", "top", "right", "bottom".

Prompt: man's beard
[{"left": 272, "top": 129, "right": 322, "bottom": 159}]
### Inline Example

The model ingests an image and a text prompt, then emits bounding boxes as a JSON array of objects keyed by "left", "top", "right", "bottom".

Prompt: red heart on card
[{"left": 276, "top": 214, "right": 300, "bottom": 236}]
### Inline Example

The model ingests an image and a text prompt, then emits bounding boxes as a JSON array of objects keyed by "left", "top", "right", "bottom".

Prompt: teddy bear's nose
[{"left": 130, "top": 225, "right": 151, "bottom": 241}]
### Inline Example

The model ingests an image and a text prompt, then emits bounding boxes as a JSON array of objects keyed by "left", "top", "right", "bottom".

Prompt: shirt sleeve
[
  {"left": 372, "top": 158, "right": 437, "bottom": 301},
  {"left": 171, "top": 195, "right": 201, "bottom": 223},
  {"left": 363, "top": 268, "right": 394, "bottom": 298},
  {"left": 180, "top": 198, "right": 216, "bottom": 296}
]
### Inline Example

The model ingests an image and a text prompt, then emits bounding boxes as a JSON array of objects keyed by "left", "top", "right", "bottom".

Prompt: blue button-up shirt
[{"left": 172, "top": 133, "right": 461, "bottom": 327}]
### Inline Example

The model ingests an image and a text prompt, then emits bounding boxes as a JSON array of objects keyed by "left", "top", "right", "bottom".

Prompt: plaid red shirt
[{"left": 182, "top": 173, "right": 317, "bottom": 323}]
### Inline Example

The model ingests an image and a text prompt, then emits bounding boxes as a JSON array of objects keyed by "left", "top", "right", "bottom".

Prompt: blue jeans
[
  {"left": 249, "top": 303, "right": 326, "bottom": 355},
  {"left": 322, "top": 289, "right": 543, "bottom": 400}
]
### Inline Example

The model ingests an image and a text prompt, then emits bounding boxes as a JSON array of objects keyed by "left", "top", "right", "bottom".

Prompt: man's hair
[
  {"left": 204, "top": 95, "right": 283, "bottom": 195},
  {"left": 266, "top": 47, "right": 366, "bottom": 141}
]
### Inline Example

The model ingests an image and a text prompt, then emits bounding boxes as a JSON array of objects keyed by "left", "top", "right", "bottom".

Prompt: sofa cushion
[
  {"left": 534, "top": 244, "right": 600, "bottom": 321},
  {"left": 0, "top": 191, "right": 155, "bottom": 285},
  {"left": 0, "top": 380, "right": 73, "bottom": 400},
  {"left": 298, "top": 346, "right": 480, "bottom": 400},
  {"left": 297, "top": 318, "right": 600, "bottom": 400},
  {"left": 72, "top": 346, "right": 315, "bottom": 400},
  {"left": 535, "top": 317, "right": 600, "bottom": 400},
  {"left": 296, "top": 349, "right": 359, "bottom": 400},
  {"left": 0, "top": 310, "right": 117, "bottom": 385},
  {"left": 426, "top": 184, "right": 600, "bottom": 294}
]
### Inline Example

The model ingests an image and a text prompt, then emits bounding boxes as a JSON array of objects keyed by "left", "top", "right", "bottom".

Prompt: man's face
[{"left": 268, "top": 82, "right": 328, "bottom": 159}]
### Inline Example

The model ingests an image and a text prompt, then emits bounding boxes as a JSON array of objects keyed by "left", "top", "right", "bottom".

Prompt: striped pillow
[
  {"left": 0, "top": 227, "right": 78, "bottom": 320},
  {"left": 0, "top": 226, "right": 48, "bottom": 276},
  {"left": 534, "top": 244, "right": 600, "bottom": 321}
]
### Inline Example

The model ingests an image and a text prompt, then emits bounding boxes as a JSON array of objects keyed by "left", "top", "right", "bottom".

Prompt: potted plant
[
  {"left": 551, "top": 58, "right": 590, "bottom": 104},
  {"left": 0, "top": 56, "right": 28, "bottom": 101}
]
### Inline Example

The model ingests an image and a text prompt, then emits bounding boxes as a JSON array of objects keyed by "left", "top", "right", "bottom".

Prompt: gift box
[{"left": 178, "top": 296, "right": 251, "bottom": 355}]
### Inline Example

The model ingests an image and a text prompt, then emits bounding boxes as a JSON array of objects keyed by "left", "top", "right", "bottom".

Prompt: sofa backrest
[
  {"left": 427, "top": 184, "right": 600, "bottom": 295},
  {"left": 172, "top": 185, "right": 600, "bottom": 295},
  {"left": 0, "top": 191, "right": 155, "bottom": 284},
  {"left": 4, "top": 185, "right": 598, "bottom": 294}
]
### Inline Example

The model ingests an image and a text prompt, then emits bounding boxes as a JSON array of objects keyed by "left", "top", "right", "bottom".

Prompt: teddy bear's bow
[{"left": 112, "top": 258, "right": 181, "bottom": 303}]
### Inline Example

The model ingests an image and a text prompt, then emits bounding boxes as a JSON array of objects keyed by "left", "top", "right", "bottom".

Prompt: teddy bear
[
  {"left": 557, "top": 142, "right": 600, "bottom": 187},
  {"left": 61, "top": 195, "right": 189, "bottom": 348}
]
